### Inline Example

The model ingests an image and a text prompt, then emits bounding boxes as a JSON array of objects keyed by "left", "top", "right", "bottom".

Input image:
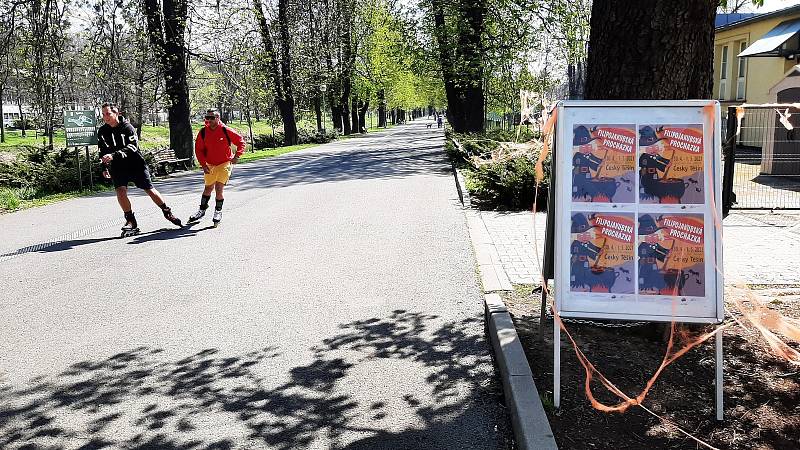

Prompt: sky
[{"left": 734, "top": 0, "right": 800, "bottom": 13}]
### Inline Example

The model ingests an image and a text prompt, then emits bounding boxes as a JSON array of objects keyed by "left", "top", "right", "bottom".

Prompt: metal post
[
  {"left": 722, "top": 106, "right": 738, "bottom": 217},
  {"left": 75, "top": 149, "right": 82, "bottom": 191},
  {"left": 554, "top": 317, "right": 560, "bottom": 409},
  {"left": 716, "top": 329, "right": 724, "bottom": 421},
  {"left": 541, "top": 137, "right": 557, "bottom": 341},
  {"left": 85, "top": 146, "right": 93, "bottom": 190},
  {"left": 540, "top": 284, "right": 548, "bottom": 341}
]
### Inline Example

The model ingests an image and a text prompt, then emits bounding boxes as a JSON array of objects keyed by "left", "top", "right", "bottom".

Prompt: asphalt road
[{"left": 0, "top": 120, "right": 511, "bottom": 449}]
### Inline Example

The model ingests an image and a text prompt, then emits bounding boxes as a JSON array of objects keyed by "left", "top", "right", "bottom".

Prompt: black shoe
[{"left": 163, "top": 207, "right": 182, "bottom": 227}]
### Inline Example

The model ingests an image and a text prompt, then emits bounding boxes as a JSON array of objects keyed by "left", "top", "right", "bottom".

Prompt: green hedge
[
  {"left": 0, "top": 146, "right": 106, "bottom": 208},
  {"left": 252, "top": 128, "right": 337, "bottom": 150},
  {"left": 446, "top": 130, "right": 550, "bottom": 211}
]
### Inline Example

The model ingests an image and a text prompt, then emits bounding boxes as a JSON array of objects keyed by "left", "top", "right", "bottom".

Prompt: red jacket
[{"left": 195, "top": 125, "right": 246, "bottom": 166}]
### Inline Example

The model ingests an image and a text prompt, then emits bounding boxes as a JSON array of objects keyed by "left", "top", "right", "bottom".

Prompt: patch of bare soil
[{"left": 503, "top": 285, "right": 799, "bottom": 450}]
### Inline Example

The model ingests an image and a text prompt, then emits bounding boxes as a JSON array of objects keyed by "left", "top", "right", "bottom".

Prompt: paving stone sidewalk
[{"left": 480, "top": 210, "right": 800, "bottom": 287}]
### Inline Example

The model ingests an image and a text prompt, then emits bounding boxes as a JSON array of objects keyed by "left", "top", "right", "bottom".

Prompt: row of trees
[
  {"left": 2, "top": 0, "right": 757, "bottom": 157},
  {"left": 0, "top": 0, "right": 455, "bottom": 159}
]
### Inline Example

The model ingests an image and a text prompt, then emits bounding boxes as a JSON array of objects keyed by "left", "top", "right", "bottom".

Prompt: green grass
[
  {"left": 0, "top": 117, "right": 397, "bottom": 153},
  {"left": 0, "top": 120, "right": 286, "bottom": 153},
  {"left": 237, "top": 143, "right": 317, "bottom": 163},
  {"left": 540, "top": 392, "right": 555, "bottom": 412},
  {"left": 0, "top": 188, "right": 21, "bottom": 210},
  {"left": 0, "top": 129, "right": 67, "bottom": 149}
]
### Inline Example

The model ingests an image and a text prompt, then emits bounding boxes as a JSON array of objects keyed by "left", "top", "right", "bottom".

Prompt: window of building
[
  {"left": 737, "top": 42, "right": 747, "bottom": 100},
  {"left": 719, "top": 45, "right": 729, "bottom": 100}
]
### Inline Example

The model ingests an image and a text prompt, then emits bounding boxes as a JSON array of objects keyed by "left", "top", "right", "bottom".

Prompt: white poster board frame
[{"left": 551, "top": 100, "right": 724, "bottom": 420}]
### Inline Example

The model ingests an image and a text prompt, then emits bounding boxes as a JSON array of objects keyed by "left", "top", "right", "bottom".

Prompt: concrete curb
[
  {"left": 452, "top": 163, "right": 472, "bottom": 208},
  {"left": 451, "top": 156, "right": 556, "bottom": 448},
  {"left": 485, "top": 294, "right": 558, "bottom": 450}
]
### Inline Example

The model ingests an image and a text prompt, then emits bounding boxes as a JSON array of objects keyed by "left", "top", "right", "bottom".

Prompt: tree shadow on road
[{"left": 0, "top": 310, "right": 511, "bottom": 450}]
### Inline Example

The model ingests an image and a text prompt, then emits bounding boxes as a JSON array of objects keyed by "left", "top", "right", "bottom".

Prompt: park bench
[{"left": 145, "top": 146, "right": 192, "bottom": 177}]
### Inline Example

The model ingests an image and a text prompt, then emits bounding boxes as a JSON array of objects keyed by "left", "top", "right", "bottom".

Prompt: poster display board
[
  {"left": 64, "top": 110, "right": 98, "bottom": 147},
  {"left": 555, "top": 101, "right": 723, "bottom": 324}
]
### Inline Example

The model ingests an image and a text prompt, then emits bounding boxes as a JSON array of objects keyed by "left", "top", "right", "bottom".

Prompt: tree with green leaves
[
  {"left": 0, "top": 0, "right": 22, "bottom": 143},
  {"left": 15, "top": 0, "right": 72, "bottom": 146},
  {"left": 428, "top": 0, "right": 487, "bottom": 133},
  {"left": 142, "top": 0, "right": 193, "bottom": 159},
  {"left": 254, "top": 0, "right": 299, "bottom": 145}
]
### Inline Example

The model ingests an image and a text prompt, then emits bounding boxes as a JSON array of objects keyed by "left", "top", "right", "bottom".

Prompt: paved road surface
[{"left": 0, "top": 121, "right": 511, "bottom": 449}]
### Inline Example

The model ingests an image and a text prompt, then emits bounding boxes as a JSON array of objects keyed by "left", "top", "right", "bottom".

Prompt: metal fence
[{"left": 723, "top": 105, "right": 800, "bottom": 211}]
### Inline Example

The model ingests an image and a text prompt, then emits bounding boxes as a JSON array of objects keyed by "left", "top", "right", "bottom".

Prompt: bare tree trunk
[
  {"left": 340, "top": 0, "right": 354, "bottom": 136},
  {"left": 314, "top": 95, "right": 323, "bottom": 132},
  {"left": 254, "top": 0, "right": 298, "bottom": 146},
  {"left": 351, "top": 97, "right": 358, "bottom": 134},
  {"left": 567, "top": 62, "right": 585, "bottom": 100},
  {"left": 430, "top": 0, "right": 486, "bottom": 133},
  {"left": 377, "top": 89, "right": 386, "bottom": 127},
  {"left": 0, "top": 86, "right": 4, "bottom": 143},
  {"left": 585, "top": 0, "right": 716, "bottom": 99},
  {"left": 134, "top": 53, "right": 145, "bottom": 140},
  {"left": 142, "top": 0, "right": 193, "bottom": 160},
  {"left": 16, "top": 93, "right": 25, "bottom": 137},
  {"left": 331, "top": 102, "right": 342, "bottom": 133},
  {"left": 341, "top": 99, "right": 351, "bottom": 135}
]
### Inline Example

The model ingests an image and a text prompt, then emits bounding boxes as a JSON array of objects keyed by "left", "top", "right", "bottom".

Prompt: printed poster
[
  {"left": 572, "top": 124, "right": 636, "bottom": 203},
  {"left": 570, "top": 212, "right": 635, "bottom": 294},
  {"left": 637, "top": 213, "right": 705, "bottom": 297},
  {"left": 638, "top": 124, "right": 705, "bottom": 204}
]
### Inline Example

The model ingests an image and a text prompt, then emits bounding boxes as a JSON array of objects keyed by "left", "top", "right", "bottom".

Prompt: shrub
[
  {"left": 484, "top": 127, "right": 540, "bottom": 143},
  {"left": 12, "top": 118, "right": 34, "bottom": 130},
  {"left": 253, "top": 132, "right": 284, "bottom": 150},
  {"left": 467, "top": 155, "right": 550, "bottom": 210},
  {"left": 0, "top": 157, "right": 27, "bottom": 188},
  {"left": 0, "top": 187, "right": 20, "bottom": 210},
  {"left": 0, "top": 145, "right": 104, "bottom": 196},
  {"left": 447, "top": 131, "right": 551, "bottom": 211},
  {"left": 297, "top": 128, "right": 337, "bottom": 144},
  {"left": 252, "top": 128, "right": 337, "bottom": 150}
]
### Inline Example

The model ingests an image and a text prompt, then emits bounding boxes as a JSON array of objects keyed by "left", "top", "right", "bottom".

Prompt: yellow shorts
[{"left": 204, "top": 161, "right": 232, "bottom": 185}]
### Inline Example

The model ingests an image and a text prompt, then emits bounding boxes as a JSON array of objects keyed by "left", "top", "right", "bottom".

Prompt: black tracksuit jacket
[{"left": 97, "top": 116, "right": 146, "bottom": 172}]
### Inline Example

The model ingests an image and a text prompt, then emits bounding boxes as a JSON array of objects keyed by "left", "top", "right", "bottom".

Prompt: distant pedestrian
[
  {"left": 97, "top": 102, "right": 182, "bottom": 237},
  {"left": 437, "top": 115, "right": 443, "bottom": 128},
  {"left": 187, "top": 109, "right": 246, "bottom": 227}
]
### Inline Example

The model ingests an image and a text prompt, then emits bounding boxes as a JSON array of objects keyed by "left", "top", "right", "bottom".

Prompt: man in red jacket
[{"left": 187, "top": 109, "right": 246, "bottom": 226}]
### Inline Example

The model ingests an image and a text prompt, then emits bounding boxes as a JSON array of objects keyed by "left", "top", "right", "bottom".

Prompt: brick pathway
[
  {"left": 480, "top": 210, "right": 800, "bottom": 286},
  {"left": 479, "top": 211, "right": 547, "bottom": 284}
]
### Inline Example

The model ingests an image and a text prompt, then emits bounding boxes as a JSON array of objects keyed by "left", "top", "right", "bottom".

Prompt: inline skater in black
[{"left": 97, "top": 102, "right": 182, "bottom": 236}]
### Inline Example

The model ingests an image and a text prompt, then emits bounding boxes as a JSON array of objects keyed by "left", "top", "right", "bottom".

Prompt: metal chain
[{"left": 543, "top": 308, "right": 650, "bottom": 328}]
